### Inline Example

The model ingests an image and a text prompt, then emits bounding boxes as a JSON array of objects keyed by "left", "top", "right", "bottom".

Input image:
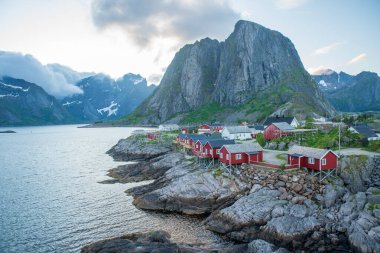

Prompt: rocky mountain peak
[{"left": 126, "top": 20, "right": 335, "bottom": 124}]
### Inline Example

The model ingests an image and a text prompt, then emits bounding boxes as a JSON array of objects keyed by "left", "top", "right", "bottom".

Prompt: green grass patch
[
  {"left": 368, "top": 203, "right": 380, "bottom": 211},
  {"left": 276, "top": 154, "right": 287, "bottom": 161}
]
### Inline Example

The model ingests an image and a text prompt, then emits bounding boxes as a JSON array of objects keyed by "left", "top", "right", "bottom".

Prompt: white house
[
  {"left": 221, "top": 126, "right": 252, "bottom": 140},
  {"left": 158, "top": 124, "right": 180, "bottom": 131},
  {"left": 263, "top": 116, "right": 299, "bottom": 128}
]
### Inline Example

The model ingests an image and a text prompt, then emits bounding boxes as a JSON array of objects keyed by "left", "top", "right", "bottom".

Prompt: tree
[{"left": 256, "top": 133, "right": 266, "bottom": 147}]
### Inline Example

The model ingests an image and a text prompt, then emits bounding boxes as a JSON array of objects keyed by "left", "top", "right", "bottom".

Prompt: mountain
[
  {"left": 61, "top": 73, "right": 156, "bottom": 121},
  {"left": 312, "top": 71, "right": 380, "bottom": 112},
  {"left": 124, "top": 20, "right": 334, "bottom": 124},
  {"left": 0, "top": 76, "right": 73, "bottom": 125}
]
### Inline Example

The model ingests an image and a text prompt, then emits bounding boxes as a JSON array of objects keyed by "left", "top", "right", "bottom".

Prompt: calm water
[{"left": 0, "top": 125, "right": 223, "bottom": 253}]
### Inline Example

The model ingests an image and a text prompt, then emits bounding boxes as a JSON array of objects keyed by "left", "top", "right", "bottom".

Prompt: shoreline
[{"left": 83, "top": 134, "right": 380, "bottom": 252}]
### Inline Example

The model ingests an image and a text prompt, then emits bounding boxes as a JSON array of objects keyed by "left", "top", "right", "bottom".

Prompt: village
[{"left": 138, "top": 115, "right": 380, "bottom": 181}]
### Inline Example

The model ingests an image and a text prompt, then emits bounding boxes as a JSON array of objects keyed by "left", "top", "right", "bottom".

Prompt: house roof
[
  {"left": 249, "top": 125, "right": 264, "bottom": 131},
  {"left": 288, "top": 145, "right": 338, "bottom": 159},
  {"left": 207, "top": 139, "right": 235, "bottom": 148},
  {"left": 350, "top": 124, "right": 378, "bottom": 138},
  {"left": 272, "top": 122, "right": 294, "bottom": 131},
  {"left": 264, "top": 116, "right": 296, "bottom": 126},
  {"left": 222, "top": 142, "right": 263, "bottom": 153},
  {"left": 224, "top": 126, "right": 251, "bottom": 134},
  {"left": 199, "top": 138, "right": 225, "bottom": 145}
]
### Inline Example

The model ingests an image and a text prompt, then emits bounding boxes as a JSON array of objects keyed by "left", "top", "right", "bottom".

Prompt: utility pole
[{"left": 338, "top": 113, "right": 342, "bottom": 156}]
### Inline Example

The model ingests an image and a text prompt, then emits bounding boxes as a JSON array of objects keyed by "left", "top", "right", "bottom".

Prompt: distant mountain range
[
  {"left": 0, "top": 76, "right": 73, "bottom": 125},
  {"left": 122, "top": 20, "right": 335, "bottom": 124},
  {"left": 0, "top": 68, "right": 156, "bottom": 126},
  {"left": 312, "top": 70, "right": 380, "bottom": 112},
  {"left": 62, "top": 73, "right": 156, "bottom": 121}
]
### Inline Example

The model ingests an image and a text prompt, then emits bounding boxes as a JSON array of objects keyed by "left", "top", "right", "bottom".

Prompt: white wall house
[
  {"left": 158, "top": 124, "right": 180, "bottom": 131},
  {"left": 348, "top": 124, "right": 380, "bottom": 141},
  {"left": 221, "top": 126, "right": 252, "bottom": 140}
]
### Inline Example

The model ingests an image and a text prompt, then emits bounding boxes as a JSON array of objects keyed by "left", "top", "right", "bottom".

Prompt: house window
[
  {"left": 322, "top": 159, "right": 326, "bottom": 165},
  {"left": 220, "top": 153, "right": 223, "bottom": 158},
  {"left": 308, "top": 157, "right": 315, "bottom": 164},
  {"left": 226, "top": 154, "right": 230, "bottom": 160},
  {"left": 216, "top": 149, "right": 220, "bottom": 154},
  {"left": 236, "top": 154, "right": 242, "bottom": 159}
]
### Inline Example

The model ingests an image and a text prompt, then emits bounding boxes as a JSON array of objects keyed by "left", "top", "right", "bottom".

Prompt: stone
[
  {"left": 272, "top": 206, "right": 285, "bottom": 218},
  {"left": 291, "top": 196, "right": 307, "bottom": 204},
  {"left": 355, "top": 192, "right": 367, "bottom": 210},
  {"left": 275, "top": 181, "right": 286, "bottom": 188},
  {"left": 247, "top": 239, "right": 275, "bottom": 253},
  {"left": 356, "top": 213, "right": 378, "bottom": 232},
  {"left": 289, "top": 204, "right": 308, "bottom": 218},
  {"left": 278, "top": 174, "right": 288, "bottom": 182},
  {"left": 368, "top": 226, "right": 380, "bottom": 243},
  {"left": 291, "top": 183, "right": 303, "bottom": 193},
  {"left": 278, "top": 142, "right": 286, "bottom": 150},
  {"left": 292, "top": 175, "right": 300, "bottom": 182},
  {"left": 250, "top": 184, "right": 263, "bottom": 194}
]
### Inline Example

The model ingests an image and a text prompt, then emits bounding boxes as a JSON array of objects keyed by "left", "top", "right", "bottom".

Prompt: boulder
[{"left": 247, "top": 239, "right": 290, "bottom": 253}]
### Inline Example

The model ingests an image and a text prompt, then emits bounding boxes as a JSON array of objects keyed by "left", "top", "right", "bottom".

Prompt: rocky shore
[{"left": 85, "top": 136, "right": 380, "bottom": 252}]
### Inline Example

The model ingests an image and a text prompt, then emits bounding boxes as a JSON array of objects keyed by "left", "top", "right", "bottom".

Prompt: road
[
  {"left": 338, "top": 148, "right": 379, "bottom": 157},
  {"left": 263, "top": 149, "right": 287, "bottom": 165}
]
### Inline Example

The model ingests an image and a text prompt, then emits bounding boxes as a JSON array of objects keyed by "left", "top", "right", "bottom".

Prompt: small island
[{"left": 0, "top": 130, "right": 16, "bottom": 133}]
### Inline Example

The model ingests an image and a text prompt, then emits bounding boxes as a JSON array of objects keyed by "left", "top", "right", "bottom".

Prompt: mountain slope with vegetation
[{"left": 122, "top": 20, "right": 334, "bottom": 124}]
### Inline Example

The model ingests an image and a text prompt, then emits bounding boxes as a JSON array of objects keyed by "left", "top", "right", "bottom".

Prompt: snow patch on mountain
[
  {"left": 0, "top": 81, "right": 29, "bottom": 92},
  {"left": 97, "top": 101, "right": 118, "bottom": 117},
  {"left": 0, "top": 93, "right": 19, "bottom": 98},
  {"left": 62, "top": 100, "right": 82, "bottom": 106},
  {"left": 318, "top": 80, "right": 327, "bottom": 87}
]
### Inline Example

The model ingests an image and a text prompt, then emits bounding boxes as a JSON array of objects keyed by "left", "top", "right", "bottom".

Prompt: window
[
  {"left": 322, "top": 159, "right": 326, "bottom": 165},
  {"left": 220, "top": 153, "right": 223, "bottom": 158},
  {"left": 216, "top": 149, "right": 220, "bottom": 154},
  {"left": 308, "top": 157, "right": 315, "bottom": 164},
  {"left": 226, "top": 154, "right": 230, "bottom": 160},
  {"left": 236, "top": 154, "right": 242, "bottom": 159}
]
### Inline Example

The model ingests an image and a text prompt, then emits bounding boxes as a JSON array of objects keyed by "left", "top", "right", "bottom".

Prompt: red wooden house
[
  {"left": 287, "top": 145, "right": 339, "bottom": 179},
  {"left": 219, "top": 142, "right": 263, "bottom": 165},
  {"left": 198, "top": 123, "right": 224, "bottom": 133},
  {"left": 147, "top": 132, "right": 160, "bottom": 139},
  {"left": 264, "top": 122, "right": 294, "bottom": 140},
  {"left": 181, "top": 126, "right": 197, "bottom": 134},
  {"left": 202, "top": 139, "right": 235, "bottom": 159}
]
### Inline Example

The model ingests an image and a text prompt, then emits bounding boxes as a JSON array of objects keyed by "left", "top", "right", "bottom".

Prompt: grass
[
  {"left": 186, "top": 157, "right": 196, "bottom": 163},
  {"left": 212, "top": 167, "right": 224, "bottom": 177},
  {"left": 180, "top": 102, "right": 224, "bottom": 124},
  {"left": 276, "top": 154, "right": 287, "bottom": 161},
  {"left": 368, "top": 203, "right": 380, "bottom": 211}
]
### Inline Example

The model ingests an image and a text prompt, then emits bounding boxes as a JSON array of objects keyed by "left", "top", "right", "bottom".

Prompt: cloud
[
  {"left": 347, "top": 53, "right": 367, "bottom": 65},
  {"left": 274, "top": 0, "right": 308, "bottom": 9},
  {"left": 307, "top": 66, "right": 334, "bottom": 75},
  {"left": 91, "top": 0, "right": 240, "bottom": 47},
  {"left": 148, "top": 73, "right": 163, "bottom": 84},
  {"left": 0, "top": 51, "right": 83, "bottom": 98},
  {"left": 313, "top": 42, "right": 344, "bottom": 55}
]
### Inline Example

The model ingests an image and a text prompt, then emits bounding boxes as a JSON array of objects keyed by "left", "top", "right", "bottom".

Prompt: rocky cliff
[
  {"left": 313, "top": 71, "right": 380, "bottom": 112},
  {"left": 125, "top": 20, "right": 334, "bottom": 124}
]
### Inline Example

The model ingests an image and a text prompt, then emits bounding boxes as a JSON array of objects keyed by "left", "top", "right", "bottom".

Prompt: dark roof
[
  {"left": 248, "top": 125, "right": 264, "bottom": 131},
  {"left": 209, "top": 123, "right": 223, "bottom": 127},
  {"left": 264, "top": 116, "right": 295, "bottom": 126},
  {"left": 350, "top": 124, "right": 378, "bottom": 138},
  {"left": 199, "top": 138, "right": 225, "bottom": 145},
  {"left": 207, "top": 139, "right": 235, "bottom": 148}
]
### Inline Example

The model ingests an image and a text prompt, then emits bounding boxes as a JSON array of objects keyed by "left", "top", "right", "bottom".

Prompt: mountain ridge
[{"left": 123, "top": 20, "right": 335, "bottom": 124}]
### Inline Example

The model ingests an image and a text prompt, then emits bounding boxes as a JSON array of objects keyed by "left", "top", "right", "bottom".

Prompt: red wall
[
  {"left": 264, "top": 124, "right": 290, "bottom": 140},
  {"left": 288, "top": 151, "right": 337, "bottom": 170}
]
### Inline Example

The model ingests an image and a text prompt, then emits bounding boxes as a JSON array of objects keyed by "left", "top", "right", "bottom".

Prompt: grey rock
[
  {"left": 368, "top": 226, "right": 380, "bottom": 243},
  {"left": 289, "top": 204, "right": 308, "bottom": 218},
  {"left": 248, "top": 239, "right": 290, "bottom": 253},
  {"left": 261, "top": 215, "right": 321, "bottom": 244},
  {"left": 278, "top": 142, "right": 286, "bottom": 151}
]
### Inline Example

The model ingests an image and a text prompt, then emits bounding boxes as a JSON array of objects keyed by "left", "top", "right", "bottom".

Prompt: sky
[{"left": 0, "top": 0, "right": 379, "bottom": 95}]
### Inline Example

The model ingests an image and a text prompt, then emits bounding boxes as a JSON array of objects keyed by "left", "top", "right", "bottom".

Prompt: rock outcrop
[
  {"left": 128, "top": 163, "right": 250, "bottom": 215},
  {"left": 106, "top": 135, "right": 172, "bottom": 161},
  {"left": 125, "top": 20, "right": 334, "bottom": 124}
]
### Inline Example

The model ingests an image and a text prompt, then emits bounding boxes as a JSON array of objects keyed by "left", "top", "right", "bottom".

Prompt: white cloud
[
  {"left": 274, "top": 0, "right": 308, "bottom": 9},
  {"left": 0, "top": 51, "right": 83, "bottom": 98},
  {"left": 347, "top": 53, "right": 367, "bottom": 65},
  {"left": 91, "top": 0, "right": 240, "bottom": 48},
  {"left": 306, "top": 66, "right": 334, "bottom": 75},
  {"left": 313, "top": 42, "right": 344, "bottom": 55}
]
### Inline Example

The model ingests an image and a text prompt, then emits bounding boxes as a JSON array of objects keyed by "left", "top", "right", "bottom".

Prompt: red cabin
[
  {"left": 203, "top": 139, "right": 235, "bottom": 159},
  {"left": 264, "top": 122, "right": 294, "bottom": 140},
  {"left": 181, "top": 127, "right": 197, "bottom": 134},
  {"left": 147, "top": 132, "right": 160, "bottom": 139},
  {"left": 219, "top": 143, "right": 263, "bottom": 165},
  {"left": 198, "top": 123, "right": 224, "bottom": 133},
  {"left": 287, "top": 145, "right": 339, "bottom": 171}
]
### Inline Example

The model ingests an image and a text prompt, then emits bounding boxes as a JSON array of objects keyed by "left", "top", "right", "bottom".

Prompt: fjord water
[{"left": 0, "top": 125, "right": 222, "bottom": 253}]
